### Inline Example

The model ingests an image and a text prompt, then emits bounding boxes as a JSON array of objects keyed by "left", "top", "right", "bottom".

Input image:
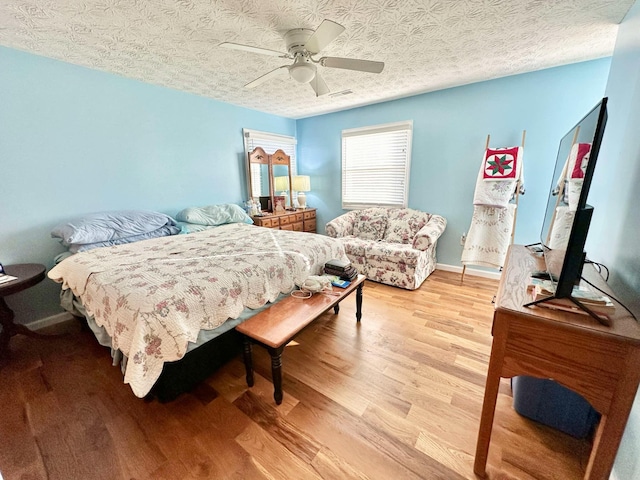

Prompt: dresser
[
  {"left": 474, "top": 244, "right": 640, "bottom": 480},
  {"left": 251, "top": 208, "right": 316, "bottom": 233}
]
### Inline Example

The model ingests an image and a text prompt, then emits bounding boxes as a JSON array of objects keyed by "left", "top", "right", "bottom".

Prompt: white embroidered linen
[
  {"left": 461, "top": 204, "right": 517, "bottom": 269},
  {"left": 547, "top": 206, "right": 575, "bottom": 250},
  {"left": 48, "top": 223, "right": 347, "bottom": 397}
]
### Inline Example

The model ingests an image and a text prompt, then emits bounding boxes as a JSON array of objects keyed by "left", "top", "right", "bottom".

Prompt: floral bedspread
[{"left": 48, "top": 223, "right": 347, "bottom": 397}]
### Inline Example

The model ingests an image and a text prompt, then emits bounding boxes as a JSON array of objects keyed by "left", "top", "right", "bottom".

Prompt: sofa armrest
[
  {"left": 412, "top": 214, "right": 447, "bottom": 251},
  {"left": 326, "top": 211, "right": 358, "bottom": 238}
]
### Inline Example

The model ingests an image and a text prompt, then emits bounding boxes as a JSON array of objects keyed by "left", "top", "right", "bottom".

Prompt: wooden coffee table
[{"left": 236, "top": 274, "right": 365, "bottom": 404}]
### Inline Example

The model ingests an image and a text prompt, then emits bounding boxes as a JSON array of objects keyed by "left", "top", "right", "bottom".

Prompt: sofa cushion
[
  {"left": 338, "top": 236, "right": 370, "bottom": 259},
  {"left": 384, "top": 209, "right": 431, "bottom": 244},
  {"left": 353, "top": 214, "right": 387, "bottom": 241},
  {"left": 367, "top": 242, "right": 423, "bottom": 267}
]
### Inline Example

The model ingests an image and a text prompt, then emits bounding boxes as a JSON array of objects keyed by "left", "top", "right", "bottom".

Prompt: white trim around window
[
  {"left": 243, "top": 128, "right": 297, "bottom": 175},
  {"left": 243, "top": 128, "right": 298, "bottom": 200},
  {"left": 341, "top": 120, "right": 413, "bottom": 209}
]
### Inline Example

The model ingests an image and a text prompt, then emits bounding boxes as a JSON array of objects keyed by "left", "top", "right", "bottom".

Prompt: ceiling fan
[{"left": 219, "top": 19, "right": 384, "bottom": 97}]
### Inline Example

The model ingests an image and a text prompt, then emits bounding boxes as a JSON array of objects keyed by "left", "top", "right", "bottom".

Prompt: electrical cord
[
  {"left": 580, "top": 276, "right": 638, "bottom": 321},
  {"left": 584, "top": 259, "right": 610, "bottom": 281}
]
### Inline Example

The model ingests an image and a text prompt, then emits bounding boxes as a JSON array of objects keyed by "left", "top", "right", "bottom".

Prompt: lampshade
[
  {"left": 274, "top": 176, "right": 289, "bottom": 192},
  {"left": 293, "top": 175, "right": 311, "bottom": 209},
  {"left": 289, "top": 62, "right": 316, "bottom": 84},
  {"left": 292, "top": 175, "right": 311, "bottom": 192}
]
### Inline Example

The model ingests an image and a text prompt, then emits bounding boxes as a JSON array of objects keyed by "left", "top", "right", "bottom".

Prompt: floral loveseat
[{"left": 326, "top": 207, "right": 447, "bottom": 290}]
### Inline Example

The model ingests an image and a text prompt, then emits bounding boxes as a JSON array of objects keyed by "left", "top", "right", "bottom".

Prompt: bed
[{"left": 48, "top": 217, "right": 348, "bottom": 401}]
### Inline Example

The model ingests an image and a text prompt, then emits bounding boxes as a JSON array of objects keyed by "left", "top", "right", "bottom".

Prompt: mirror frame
[
  {"left": 247, "top": 147, "right": 271, "bottom": 208},
  {"left": 269, "top": 149, "right": 293, "bottom": 211}
]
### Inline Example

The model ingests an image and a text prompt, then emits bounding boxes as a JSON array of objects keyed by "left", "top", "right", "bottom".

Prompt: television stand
[
  {"left": 524, "top": 293, "right": 610, "bottom": 326},
  {"left": 474, "top": 244, "right": 640, "bottom": 480}
]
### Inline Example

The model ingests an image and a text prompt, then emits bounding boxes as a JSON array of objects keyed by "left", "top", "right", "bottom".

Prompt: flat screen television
[{"left": 526, "top": 97, "right": 608, "bottom": 319}]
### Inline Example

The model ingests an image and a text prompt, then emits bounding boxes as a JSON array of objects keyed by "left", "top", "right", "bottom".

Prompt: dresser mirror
[
  {"left": 247, "top": 147, "right": 294, "bottom": 212},
  {"left": 247, "top": 147, "right": 271, "bottom": 204},
  {"left": 270, "top": 149, "right": 293, "bottom": 209}
]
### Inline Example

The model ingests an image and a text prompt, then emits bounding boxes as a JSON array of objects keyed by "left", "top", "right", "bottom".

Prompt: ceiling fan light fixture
[
  {"left": 225, "top": 19, "right": 382, "bottom": 94},
  {"left": 289, "top": 62, "right": 316, "bottom": 83}
]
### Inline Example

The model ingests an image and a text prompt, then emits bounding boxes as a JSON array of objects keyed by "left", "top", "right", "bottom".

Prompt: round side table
[{"left": 0, "top": 263, "right": 47, "bottom": 358}]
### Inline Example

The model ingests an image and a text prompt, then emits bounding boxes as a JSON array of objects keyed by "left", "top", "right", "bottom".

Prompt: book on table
[
  {"left": 0, "top": 273, "right": 18, "bottom": 285},
  {"left": 325, "top": 258, "right": 351, "bottom": 272},
  {"left": 324, "top": 258, "right": 358, "bottom": 280}
]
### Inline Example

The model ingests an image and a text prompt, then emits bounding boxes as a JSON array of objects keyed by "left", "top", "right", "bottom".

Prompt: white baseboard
[
  {"left": 28, "top": 312, "right": 75, "bottom": 331},
  {"left": 436, "top": 263, "right": 502, "bottom": 280}
]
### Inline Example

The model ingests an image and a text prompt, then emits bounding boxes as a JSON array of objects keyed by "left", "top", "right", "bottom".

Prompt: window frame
[{"left": 341, "top": 120, "right": 413, "bottom": 210}]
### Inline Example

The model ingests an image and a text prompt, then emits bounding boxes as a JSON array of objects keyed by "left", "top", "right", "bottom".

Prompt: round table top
[{"left": 0, "top": 263, "right": 47, "bottom": 298}]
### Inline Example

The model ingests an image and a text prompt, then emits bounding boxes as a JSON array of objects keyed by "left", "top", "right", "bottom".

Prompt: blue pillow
[
  {"left": 175, "top": 204, "right": 253, "bottom": 226},
  {"left": 51, "top": 210, "right": 177, "bottom": 245},
  {"left": 68, "top": 224, "right": 181, "bottom": 253},
  {"left": 177, "top": 222, "right": 217, "bottom": 234}
]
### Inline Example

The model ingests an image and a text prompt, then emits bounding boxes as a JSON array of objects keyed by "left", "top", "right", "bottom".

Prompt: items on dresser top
[{"left": 252, "top": 208, "right": 316, "bottom": 233}]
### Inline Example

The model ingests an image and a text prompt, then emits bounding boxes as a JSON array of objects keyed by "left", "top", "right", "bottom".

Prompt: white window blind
[
  {"left": 243, "top": 129, "right": 297, "bottom": 199},
  {"left": 243, "top": 128, "right": 297, "bottom": 174},
  {"left": 341, "top": 121, "right": 413, "bottom": 209}
]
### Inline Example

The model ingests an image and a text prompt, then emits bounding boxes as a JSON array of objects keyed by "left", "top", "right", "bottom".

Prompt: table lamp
[
  {"left": 274, "top": 176, "right": 289, "bottom": 196},
  {"left": 292, "top": 175, "right": 311, "bottom": 209}
]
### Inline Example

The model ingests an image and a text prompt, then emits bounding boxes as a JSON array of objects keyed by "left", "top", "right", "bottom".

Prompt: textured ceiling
[{"left": 0, "top": 0, "right": 633, "bottom": 119}]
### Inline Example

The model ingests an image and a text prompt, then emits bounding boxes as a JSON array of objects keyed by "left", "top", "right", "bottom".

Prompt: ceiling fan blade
[
  {"left": 309, "top": 72, "right": 330, "bottom": 97},
  {"left": 320, "top": 57, "right": 384, "bottom": 73},
  {"left": 244, "top": 66, "right": 289, "bottom": 89},
  {"left": 304, "top": 20, "right": 345, "bottom": 54},
  {"left": 219, "top": 42, "right": 287, "bottom": 58}
]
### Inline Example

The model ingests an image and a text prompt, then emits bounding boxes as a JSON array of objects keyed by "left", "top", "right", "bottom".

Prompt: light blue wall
[
  {"left": 297, "top": 59, "right": 611, "bottom": 268},
  {"left": 0, "top": 46, "right": 295, "bottom": 324},
  {"left": 0, "top": 45, "right": 620, "bottom": 335},
  {"left": 593, "top": 2, "right": 640, "bottom": 478}
]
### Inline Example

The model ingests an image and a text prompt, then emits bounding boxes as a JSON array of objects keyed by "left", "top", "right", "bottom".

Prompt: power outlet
[{"left": 460, "top": 232, "right": 467, "bottom": 246}]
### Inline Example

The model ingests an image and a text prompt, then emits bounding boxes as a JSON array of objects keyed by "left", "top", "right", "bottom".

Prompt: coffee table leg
[
  {"left": 268, "top": 346, "right": 285, "bottom": 405},
  {"left": 356, "top": 283, "right": 363, "bottom": 322},
  {"left": 333, "top": 304, "right": 340, "bottom": 314},
  {"left": 242, "top": 337, "right": 254, "bottom": 387}
]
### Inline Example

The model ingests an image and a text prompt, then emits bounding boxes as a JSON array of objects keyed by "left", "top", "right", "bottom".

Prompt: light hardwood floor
[{"left": 0, "top": 271, "right": 592, "bottom": 480}]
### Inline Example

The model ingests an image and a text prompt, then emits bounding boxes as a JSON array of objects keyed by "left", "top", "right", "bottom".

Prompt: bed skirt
[{"left": 151, "top": 328, "right": 242, "bottom": 402}]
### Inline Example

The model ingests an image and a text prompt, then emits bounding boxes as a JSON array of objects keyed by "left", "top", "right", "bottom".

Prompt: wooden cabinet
[
  {"left": 303, "top": 210, "right": 316, "bottom": 233},
  {"left": 474, "top": 245, "right": 640, "bottom": 480},
  {"left": 252, "top": 208, "right": 316, "bottom": 233}
]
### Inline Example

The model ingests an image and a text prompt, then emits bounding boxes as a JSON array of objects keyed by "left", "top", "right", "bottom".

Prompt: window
[
  {"left": 243, "top": 128, "right": 297, "bottom": 199},
  {"left": 341, "top": 121, "right": 413, "bottom": 209}
]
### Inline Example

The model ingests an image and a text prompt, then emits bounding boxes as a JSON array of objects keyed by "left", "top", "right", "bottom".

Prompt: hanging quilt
[
  {"left": 473, "top": 146, "right": 524, "bottom": 207},
  {"left": 482, "top": 146, "right": 520, "bottom": 180}
]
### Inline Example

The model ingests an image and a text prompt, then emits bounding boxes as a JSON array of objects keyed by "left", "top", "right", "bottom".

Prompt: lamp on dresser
[
  {"left": 292, "top": 175, "right": 311, "bottom": 209},
  {"left": 274, "top": 176, "right": 290, "bottom": 196}
]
